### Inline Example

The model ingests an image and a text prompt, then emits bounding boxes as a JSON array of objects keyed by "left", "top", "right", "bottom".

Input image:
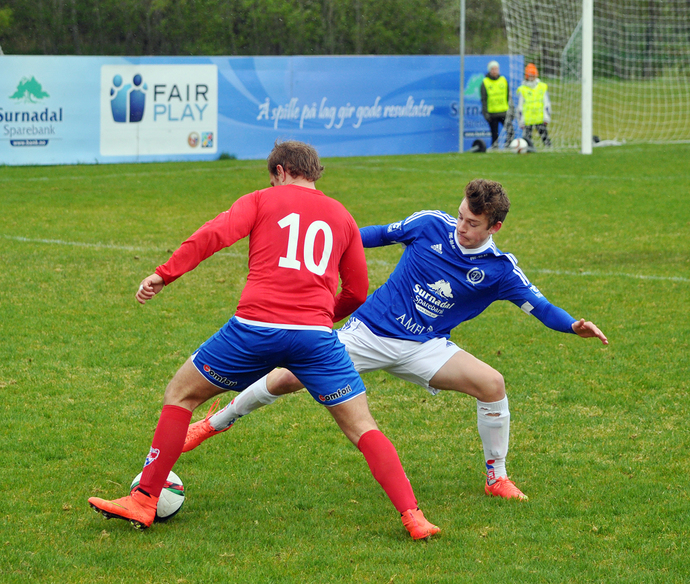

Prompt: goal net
[{"left": 501, "top": 0, "right": 690, "bottom": 148}]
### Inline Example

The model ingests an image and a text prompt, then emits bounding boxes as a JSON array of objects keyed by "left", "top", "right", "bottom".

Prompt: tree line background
[{"left": 0, "top": 0, "right": 507, "bottom": 56}]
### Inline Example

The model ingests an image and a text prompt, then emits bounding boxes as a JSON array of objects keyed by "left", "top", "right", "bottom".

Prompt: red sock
[
  {"left": 357, "top": 429, "right": 417, "bottom": 513},
  {"left": 138, "top": 405, "right": 192, "bottom": 498}
]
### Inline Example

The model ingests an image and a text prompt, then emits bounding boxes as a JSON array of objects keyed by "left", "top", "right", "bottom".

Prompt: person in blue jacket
[{"left": 183, "top": 178, "right": 608, "bottom": 502}]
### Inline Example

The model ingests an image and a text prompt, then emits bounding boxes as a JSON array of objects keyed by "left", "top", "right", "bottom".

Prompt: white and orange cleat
[
  {"left": 484, "top": 476, "right": 529, "bottom": 501},
  {"left": 183, "top": 398, "right": 237, "bottom": 453}
]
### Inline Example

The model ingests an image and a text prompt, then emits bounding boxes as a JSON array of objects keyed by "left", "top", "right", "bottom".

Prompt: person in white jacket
[{"left": 517, "top": 63, "right": 552, "bottom": 147}]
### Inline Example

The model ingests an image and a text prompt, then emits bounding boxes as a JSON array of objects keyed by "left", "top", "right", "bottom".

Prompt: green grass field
[{"left": 1, "top": 144, "right": 689, "bottom": 583}]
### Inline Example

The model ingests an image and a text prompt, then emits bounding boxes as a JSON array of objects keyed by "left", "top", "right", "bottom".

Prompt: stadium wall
[{"left": 1, "top": 55, "right": 519, "bottom": 166}]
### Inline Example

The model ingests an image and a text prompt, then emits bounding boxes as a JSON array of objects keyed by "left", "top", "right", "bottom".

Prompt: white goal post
[{"left": 501, "top": 0, "right": 690, "bottom": 151}]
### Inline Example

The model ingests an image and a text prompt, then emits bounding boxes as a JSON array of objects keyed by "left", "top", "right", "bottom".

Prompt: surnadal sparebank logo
[
  {"left": 3, "top": 76, "right": 63, "bottom": 147},
  {"left": 10, "top": 76, "right": 50, "bottom": 103},
  {"left": 100, "top": 64, "right": 218, "bottom": 156}
]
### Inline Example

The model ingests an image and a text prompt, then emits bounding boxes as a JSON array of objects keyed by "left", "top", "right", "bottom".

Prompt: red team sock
[
  {"left": 138, "top": 405, "right": 192, "bottom": 498},
  {"left": 357, "top": 429, "right": 417, "bottom": 513}
]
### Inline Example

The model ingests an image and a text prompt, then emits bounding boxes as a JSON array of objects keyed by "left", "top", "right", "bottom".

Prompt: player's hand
[
  {"left": 572, "top": 319, "right": 608, "bottom": 345},
  {"left": 136, "top": 273, "right": 165, "bottom": 304}
]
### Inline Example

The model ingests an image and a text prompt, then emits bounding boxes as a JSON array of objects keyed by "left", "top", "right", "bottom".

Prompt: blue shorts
[{"left": 191, "top": 317, "right": 366, "bottom": 407}]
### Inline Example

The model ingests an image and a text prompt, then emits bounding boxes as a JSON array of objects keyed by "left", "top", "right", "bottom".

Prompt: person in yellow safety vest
[
  {"left": 480, "top": 60, "right": 514, "bottom": 149},
  {"left": 517, "top": 63, "right": 552, "bottom": 147}
]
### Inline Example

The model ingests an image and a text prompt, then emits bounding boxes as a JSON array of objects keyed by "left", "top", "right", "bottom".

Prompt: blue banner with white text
[{"left": 0, "top": 55, "right": 521, "bottom": 165}]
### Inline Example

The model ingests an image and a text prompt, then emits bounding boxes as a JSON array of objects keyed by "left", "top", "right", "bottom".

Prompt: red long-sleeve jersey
[{"left": 155, "top": 184, "right": 368, "bottom": 329}]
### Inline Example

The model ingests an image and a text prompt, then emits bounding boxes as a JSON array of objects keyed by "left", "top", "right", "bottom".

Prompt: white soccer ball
[
  {"left": 130, "top": 470, "right": 185, "bottom": 522},
  {"left": 509, "top": 138, "right": 529, "bottom": 154}
]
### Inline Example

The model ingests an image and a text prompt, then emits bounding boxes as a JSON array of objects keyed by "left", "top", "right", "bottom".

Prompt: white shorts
[{"left": 337, "top": 317, "right": 462, "bottom": 395}]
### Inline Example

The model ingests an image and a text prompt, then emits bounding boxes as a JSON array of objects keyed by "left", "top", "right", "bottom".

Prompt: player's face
[{"left": 456, "top": 198, "right": 502, "bottom": 249}]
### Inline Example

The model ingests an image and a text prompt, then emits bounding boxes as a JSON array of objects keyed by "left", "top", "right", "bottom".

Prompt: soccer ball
[
  {"left": 130, "top": 470, "right": 185, "bottom": 522},
  {"left": 509, "top": 138, "right": 529, "bottom": 154}
]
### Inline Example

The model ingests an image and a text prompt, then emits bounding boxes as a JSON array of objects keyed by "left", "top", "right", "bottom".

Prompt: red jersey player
[{"left": 87, "top": 140, "right": 439, "bottom": 540}]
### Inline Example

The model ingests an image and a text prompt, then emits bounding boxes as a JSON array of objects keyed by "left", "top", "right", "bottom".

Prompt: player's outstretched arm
[
  {"left": 135, "top": 273, "right": 165, "bottom": 305},
  {"left": 571, "top": 319, "right": 608, "bottom": 345}
]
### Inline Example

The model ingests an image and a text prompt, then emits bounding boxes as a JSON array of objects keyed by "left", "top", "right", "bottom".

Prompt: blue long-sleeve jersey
[{"left": 354, "top": 210, "right": 576, "bottom": 342}]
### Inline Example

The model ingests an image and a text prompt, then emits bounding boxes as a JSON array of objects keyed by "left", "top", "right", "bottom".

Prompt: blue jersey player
[{"left": 184, "top": 179, "right": 608, "bottom": 501}]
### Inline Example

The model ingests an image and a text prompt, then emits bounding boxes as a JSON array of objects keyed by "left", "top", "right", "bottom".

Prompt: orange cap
[{"left": 525, "top": 63, "right": 538, "bottom": 77}]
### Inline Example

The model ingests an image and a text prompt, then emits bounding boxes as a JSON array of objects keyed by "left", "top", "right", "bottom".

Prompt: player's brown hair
[
  {"left": 464, "top": 179, "right": 510, "bottom": 227},
  {"left": 267, "top": 140, "right": 324, "bottom": 182}
]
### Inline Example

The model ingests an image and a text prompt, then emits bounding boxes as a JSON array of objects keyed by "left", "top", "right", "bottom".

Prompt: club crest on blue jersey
[
  {"left": 144, "top": 447, "right": 160, "bottom": 467},
  {"left": 466, "top": 267, "right": 485, "bottom": 285}
]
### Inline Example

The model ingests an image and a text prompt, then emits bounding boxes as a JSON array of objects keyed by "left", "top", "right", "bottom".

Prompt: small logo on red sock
[{"left": 144, "top": 447, "right": 160, "bottom": 467}]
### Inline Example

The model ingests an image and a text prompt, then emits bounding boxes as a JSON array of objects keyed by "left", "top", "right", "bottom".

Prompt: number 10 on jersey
[{"left": 278, "top": 213, "right": 333, "bottom": 276}]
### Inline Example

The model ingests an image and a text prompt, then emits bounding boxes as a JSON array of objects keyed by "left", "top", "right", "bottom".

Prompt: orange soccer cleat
[
  {"left": 484, "top": 476, "right": 529, "bottom": 501},
  {"left": 401, "top": 508, "right": 440, "bottom": 540},
  {"left": 182, "top": 398, "right": 237, "bottom": 453},
  {"left": 88, "top": 487, "right": 158, "bottom": 529}
]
